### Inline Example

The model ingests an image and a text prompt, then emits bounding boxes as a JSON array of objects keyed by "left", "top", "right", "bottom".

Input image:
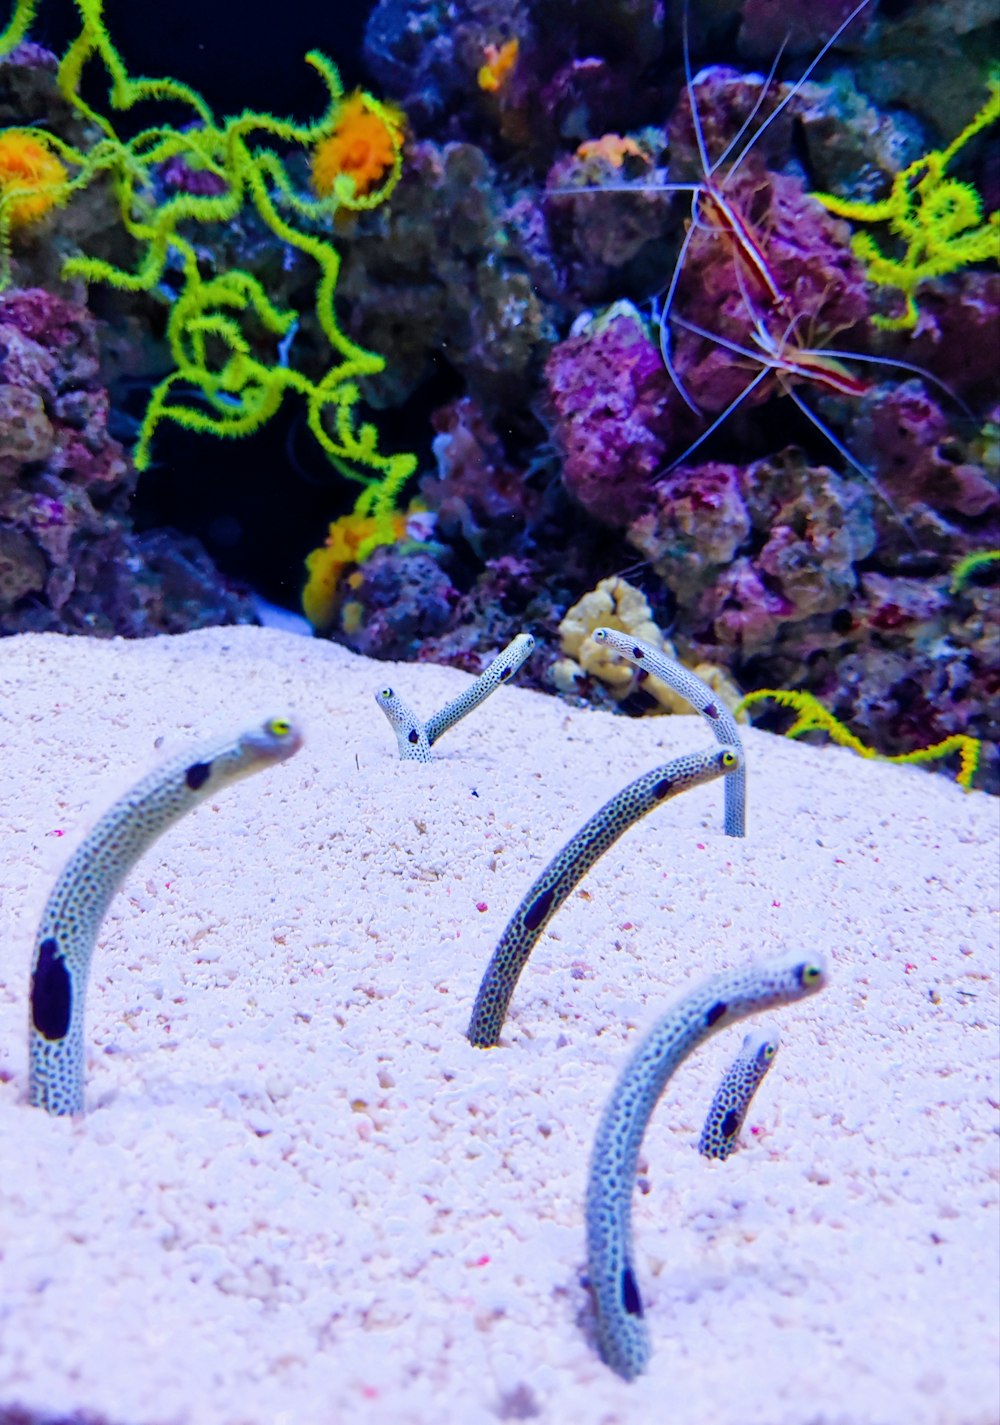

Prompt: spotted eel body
[
  {"left": 426, "top": 633, "right": 535, "bottom": 744},
  {"left": 466, "top": 744, "right": 742, "bottom": 1048},
  {"left": 374, "top": 687, "right": 433, "bottom": 762},
  {"left": 699, "top": 1028, "right": 780, "bottom": 1160},
  {"left": 375, "top": 633, "right": 534, "bottom": 761},
  {"left": 28, "top": 716, "right": 304, "bottom": 1115},
  {"left": 592, "top": 628, "right": 746, "bottom": 837},
  {"left": 586, "top": 956, "right": 826, "bottom": 1380}
]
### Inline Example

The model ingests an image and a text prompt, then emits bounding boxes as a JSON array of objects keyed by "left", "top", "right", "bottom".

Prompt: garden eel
[
  {"left": 28, "top": 715, "right": 304, "bottom": 1116},
  {"left": 466, "top": 744, "right": 742, "bottom": 1048},
  {"left": 587, "top": 955, "right": 826, "bottom": 1380},
  {"left": 699, "top": 1028, "right": 780, "bottom": 1160},
  {"left": 591, "top": 628, "right": 746, "bottom": 837},
  {"left": 375, "top": 633, "right": 535, "bottom": 760}
]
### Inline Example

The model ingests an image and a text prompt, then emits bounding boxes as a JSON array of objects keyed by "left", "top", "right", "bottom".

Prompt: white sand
[{"left": 0, "top": 627, "right": 997, "bottom": 1425}]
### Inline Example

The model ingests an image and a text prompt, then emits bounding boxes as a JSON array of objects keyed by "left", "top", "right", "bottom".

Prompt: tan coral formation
[{"left": 554, "top": 575, "right": 744, "bottom": 718}]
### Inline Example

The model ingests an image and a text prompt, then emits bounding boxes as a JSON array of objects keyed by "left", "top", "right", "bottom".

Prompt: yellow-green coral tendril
[
  {"left": 813, "top": 75, "right": 1000, "bottom": 330},
  {"left": 1, "top": 0, "right": 413, "bottom": 518},
  {"left": 0, "top": 0, "right": 39, "bottom": 57},
  {"left": 737, "top": 689, "right": 982, "bottom": 790},
  {"left": 949, "top": 549, "right": 1000, "bottom": 594}
]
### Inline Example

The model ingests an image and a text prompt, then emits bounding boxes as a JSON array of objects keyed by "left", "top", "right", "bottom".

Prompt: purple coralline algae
[
  {"left": 0, "top": 288, "right": 255, "bottom": 634},
  {"left": 545, "top": 305, "right": 686, "bottom": 526}
]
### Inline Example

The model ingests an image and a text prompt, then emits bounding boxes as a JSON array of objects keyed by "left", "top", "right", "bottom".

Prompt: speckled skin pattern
[
  {"left": 592, "top": 628, "right": 746, "bottom": 837},
  {"left": 586, "top": 956, "right": 827, "bottom": 1381},
  {"left": 28, "top": 717, "right": 304, "bottom": 1116},
  {"left": 376, "top": 634, "right": 534, "bottom": 760},
  {"left": 699, "top": 1028, "right": 780, "bottom": 1160},
  {"left": 466, "top": 745, "right": 742, "bottom": 1048},
  {"left": 425, "top": 633, "right": 535, "bottom": 745},
  {"left": 374, "top": 687, "right": 433, "bottom": 762}
]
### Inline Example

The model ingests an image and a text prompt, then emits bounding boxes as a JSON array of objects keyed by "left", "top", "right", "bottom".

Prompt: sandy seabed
[{"left": 0, "top": 626, "right": 997, "bottom": 1425}]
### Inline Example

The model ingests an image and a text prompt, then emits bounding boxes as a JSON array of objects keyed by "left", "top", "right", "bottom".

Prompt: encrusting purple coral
[
  {"left": 0, "top": 288, "right": 255, "bottom": 634},
  {"left": 545, "top": 303, "right": 690, "bottom": 526}
]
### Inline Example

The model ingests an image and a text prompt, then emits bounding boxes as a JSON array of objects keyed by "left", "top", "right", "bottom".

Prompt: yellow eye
[
  {"left": 380, "top": 687, "right": 393, "bottom": 699},
  {"left": 763, "top": 1043, "right": 777, "bottom": 1060},
  {"left": 801, "top": 963, "right": 823, "bottom": 986},
  {"left": 268, "top": 717, "right": 291, "bottom": 737},
  {"left": 722, "top": 749, "right": 738, "bottom": 768}
]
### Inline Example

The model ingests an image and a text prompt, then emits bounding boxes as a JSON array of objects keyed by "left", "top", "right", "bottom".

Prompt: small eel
[
  {"left": 28, "top": 716, "right": 304, "bottom": 1116},
  {"left": 425, "top": 633, "right": 535, "bottom": 745},
  {"left": 699, "top": 1027, "right": 780, "bottom": 1160},
  {"left": 591, "top": 628, "right": 746, "bottom": 837},
  {"left": 375, "top": 633, "right": 535, "bottom": 761},
  {"left": 374, "top": 687, "right": 433, "bottom": 763},
  {"left": 586, "top": 955, "right": 826, "bottom": 1380},
  {"left": 466, "top": 744, "right": 742, "bottom": 1048}
]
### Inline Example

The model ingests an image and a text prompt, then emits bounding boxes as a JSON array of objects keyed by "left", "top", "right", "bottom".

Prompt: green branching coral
[
  {"left": 0, "top": 0, "right": 415, "bottom": 520},
  {"left": 737, "top": 689, "right": 982, "bottom": 791},
  {"left": 814, "top": 77, "right": 1000, "bottom": 330},
  {"left": 949, "top": 549, "right": 1000, "bottom": 595}
]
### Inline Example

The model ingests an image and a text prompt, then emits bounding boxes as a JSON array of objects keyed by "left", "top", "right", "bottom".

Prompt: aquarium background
[{"left": 0, "top": 0, "right": 996, "bottom": 790}]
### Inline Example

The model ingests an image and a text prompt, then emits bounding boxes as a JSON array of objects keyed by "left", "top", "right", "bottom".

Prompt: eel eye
[
  {"left": 800, "top": 962, "right": 824, "bottom": 986},
  {"left": 380, "top": 687, "right": 393, "bottom": 699},
  {"left": 763, "top": 1043, "right": 777, "bottom": 1060},
  {"left": 268, "top": 717, "right": 292, "bottom": 737},
  {"left": 721, "top": 749, "right": 738, "bottom": 768}
]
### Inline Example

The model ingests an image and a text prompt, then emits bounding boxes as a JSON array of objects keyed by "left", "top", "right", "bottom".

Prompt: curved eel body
[
  {"left": 28, "top": 716, "right": 304, "bottom": 1115},
  {"left": 592, "top": 628, "right": 746, "bottom": 837},
  {"left": 374, "top": 686, "right": 433, "bottom": 762},
  {"left": 426, "top": 633, "right": 535, "bottom": 744},
  {"left": 375, "top": 633, "right": 534, "bottom": 761},
  {"left": 699, "top": 1027, "right": 780, "bottom": 1160},
  {"left": 586, "top": 956, "right": 826, "bottom": 1380},
  {"left": 466, "top": 744, "right": 742, "bottom": 1048}
]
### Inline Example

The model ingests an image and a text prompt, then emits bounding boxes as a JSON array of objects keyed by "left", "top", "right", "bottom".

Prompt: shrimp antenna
[
  {"left": 681, "top": 3, "right": 712, "bottom": 181},
  {"left": 806, "top": 347, "right": 973, "bottom": 418},
  {"left": 710, "top": 38, "right": 789, "bottom": 177},
  {"left": 726, "top": 0, "right": 873, "bottom": 182},
  {"left": 663, "top": 363, "right": 771, "bottom": 472},
  {"left": 656, "top": 220, "right": 704, "bottom": 413}
]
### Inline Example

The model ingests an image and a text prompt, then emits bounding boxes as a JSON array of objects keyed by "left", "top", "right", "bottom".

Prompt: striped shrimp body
[
  {"left": 467, "top": 743, "right": 742, "bottom": 1048},
  {"left": 374, "top": 633, "right": 534, "bottom": 761},
  {"left": 28, "top": 716, "right": 304, "bottom": 1115},
  {"left": 591, "top": 628, "right": 746, "bottom": 837},
  {"left": 586, "top": 955, "right": 826, "bottom": 1380},
  {"left": 699, "top": 1027, "right": 780, "bottom": 1160}
]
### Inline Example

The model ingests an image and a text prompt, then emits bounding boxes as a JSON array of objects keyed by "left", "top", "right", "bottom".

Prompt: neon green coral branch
[
  {"left": 950, "top": 549, "right": 1000, "bottom": 594},
  {"left": 737, "top": 689, "right": 983, "bottom": 790},
  {"left": 814, "top": 76, "right": 1000, "bottom": 330},
  {"left": 0, "top": 0, "right": 39, "bottom": 57},
  {"left": 2, "top": 0, "right": 414, "bottom": 517}
]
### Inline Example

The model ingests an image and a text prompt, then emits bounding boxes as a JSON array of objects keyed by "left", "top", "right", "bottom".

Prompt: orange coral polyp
[
  {"left": 311, "top": 93, "right": 403, "bottom": 200},
  {"left": 574, "top": 134, "right": 644, "bottom": 167},
  {"left": 0, "top": 130, "right": 68, "bottom": 227},
  {"left": 477, "top": 38, "right": 519, "bottom": 94},
  {"left": 302, "top": 508, "right": 408, "bottom": 629}
]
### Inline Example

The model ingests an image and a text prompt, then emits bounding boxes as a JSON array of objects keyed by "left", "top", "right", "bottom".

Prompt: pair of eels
[
  {"left": 375, "top": 633, "right": 535, "bottom": 761},
  {"left": 587, "top": 957, "right": 825, "bottom": 1380}
]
